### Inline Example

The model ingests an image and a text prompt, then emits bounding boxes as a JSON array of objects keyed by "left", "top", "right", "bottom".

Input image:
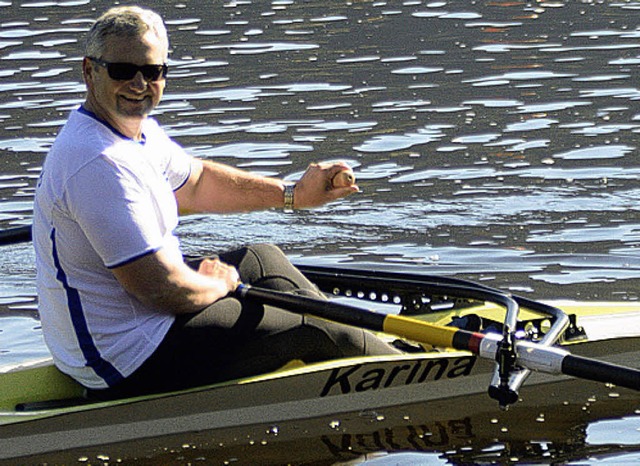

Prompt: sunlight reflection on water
[{"left": 0, "top": 0, "right": 639, "bottom": 463}]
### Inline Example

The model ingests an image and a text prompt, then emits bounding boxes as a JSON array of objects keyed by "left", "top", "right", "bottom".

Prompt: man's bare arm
[
  {"left": 111, "top": 249, "right": 239, "bottom": 314},
  {"left": 175, "top": 159, "right": 358, "bottom": 214}
]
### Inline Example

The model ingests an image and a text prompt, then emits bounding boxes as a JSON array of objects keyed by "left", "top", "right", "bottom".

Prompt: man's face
[{"left": 84, "top": 31, "right": 167, "bottom": 128}]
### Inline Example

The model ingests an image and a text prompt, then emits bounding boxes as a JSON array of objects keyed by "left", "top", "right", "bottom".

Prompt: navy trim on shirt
[
  {"left": 107, "top": 247, "right": 159, "bottom": 269},
  {"left": 78, "top": 105, "right": 146, "bottom": 144},
  {"left": 50, "top": 228, "right": 125, "bottom": 387},
  {"left": 173, "top": 163, "right": 192, "bottom": 192},
  {"left": 77, "top": 105, "right": 191, "bottom": 191}
]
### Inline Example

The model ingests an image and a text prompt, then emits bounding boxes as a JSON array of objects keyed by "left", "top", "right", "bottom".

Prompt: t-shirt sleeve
[
  {"left": 164, "top": 138, "right": 192, "bottom": 191},
  {"left": 144, "top": 118, "right": 192, "bottom": 191}
]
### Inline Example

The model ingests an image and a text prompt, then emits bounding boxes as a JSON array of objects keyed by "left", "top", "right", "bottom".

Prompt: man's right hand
[{"left": 197, "top": 258, "right": 240, "bottom": 294}]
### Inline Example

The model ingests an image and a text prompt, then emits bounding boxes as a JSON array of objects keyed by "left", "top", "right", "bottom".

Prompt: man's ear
[{"left": 81, "top": 57, "right": 93, "bottom": 85}]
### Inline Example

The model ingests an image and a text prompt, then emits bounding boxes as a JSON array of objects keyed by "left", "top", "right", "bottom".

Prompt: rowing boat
[{"left": 1, "top": 264, "right": 639, "bottom": 461}]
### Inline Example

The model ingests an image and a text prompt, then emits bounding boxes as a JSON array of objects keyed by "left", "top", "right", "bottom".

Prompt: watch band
[{"left": 283, "top": 183, "right": 295, "bottom": 212}]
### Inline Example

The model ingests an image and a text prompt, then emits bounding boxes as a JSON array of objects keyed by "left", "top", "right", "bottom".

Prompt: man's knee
[{"left": 245, "top": 243, "right": 286, "bottom": 264}]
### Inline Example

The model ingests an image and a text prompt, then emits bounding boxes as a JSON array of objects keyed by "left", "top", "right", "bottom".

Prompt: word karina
[{"left": 320, "top": 355, "right": 477, "bottom": 396}]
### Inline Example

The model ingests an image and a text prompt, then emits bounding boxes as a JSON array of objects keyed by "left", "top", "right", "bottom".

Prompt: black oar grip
[{"left": 562, "top": 354, "right": 640, "bottom": 391}]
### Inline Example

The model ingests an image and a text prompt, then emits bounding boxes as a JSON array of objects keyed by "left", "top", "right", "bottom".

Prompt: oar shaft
[
  {"left": 237, "top": 284, "right": 495, "bottom": 357},
  {"left": 480, "top": 338, "right": 639, "bottom": 390},
  {"left": 562, "top": 353, "right": 640, "bottom": 389},
  {"left": 236, "top": 284, "right": 640, "bottom": 392},
  {"left": 236, "top": 284, "right": 388, "bottom": 330},
  {"left": 236, "top": 284, "right": 484, "bottom": 351},
  {"left": 0, "top": 225, "right": 32, "bottom": 245}
]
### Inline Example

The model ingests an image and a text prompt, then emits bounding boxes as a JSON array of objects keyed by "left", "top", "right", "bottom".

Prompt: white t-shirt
[{"left": 33, "top": 107, "right": 192, "bottom": 389}]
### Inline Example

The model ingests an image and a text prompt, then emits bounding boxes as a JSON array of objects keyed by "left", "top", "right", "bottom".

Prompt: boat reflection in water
[{"left": 14, "top": 379, "right": 638, "bottom": 465}]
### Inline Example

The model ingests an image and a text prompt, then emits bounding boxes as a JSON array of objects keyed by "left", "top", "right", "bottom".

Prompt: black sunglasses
[{"left": 88, "top": 57, "right": 168, "bottom": 82}]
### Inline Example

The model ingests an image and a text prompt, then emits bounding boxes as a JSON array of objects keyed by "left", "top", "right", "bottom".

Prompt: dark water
[{"left": 0, "top": 0, "right": 639, "bottom": 464}]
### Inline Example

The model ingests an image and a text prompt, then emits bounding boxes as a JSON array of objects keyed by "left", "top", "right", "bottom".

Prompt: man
[{"left": 33, "top": 6, "right": 399, "bottom": 400}]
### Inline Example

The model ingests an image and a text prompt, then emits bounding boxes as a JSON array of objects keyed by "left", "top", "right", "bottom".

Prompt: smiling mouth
[
  {"left": 121, "top": 95, "right": 148, "bottom": 103},
  {"left": 116, "top": 94, "right": 153, "bottom": 117}
]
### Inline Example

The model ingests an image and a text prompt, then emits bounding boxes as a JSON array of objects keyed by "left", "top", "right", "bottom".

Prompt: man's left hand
[{"left": 292, "top": 161, "right": 359, "bottom": 209}]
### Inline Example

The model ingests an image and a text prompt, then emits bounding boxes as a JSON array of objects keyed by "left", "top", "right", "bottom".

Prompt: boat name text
[{"left": 320, "top": 355, "right": 476, "bottom": 396}]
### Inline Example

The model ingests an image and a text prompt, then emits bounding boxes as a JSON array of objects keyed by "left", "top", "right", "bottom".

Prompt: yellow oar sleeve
[{"left": 383, "top": 314, "right": 459, "bottom": 348}]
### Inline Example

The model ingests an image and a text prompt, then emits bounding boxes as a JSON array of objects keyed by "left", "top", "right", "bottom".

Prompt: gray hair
[{"left": 84, "top": 6, "right": 169, "bottom": 59}]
